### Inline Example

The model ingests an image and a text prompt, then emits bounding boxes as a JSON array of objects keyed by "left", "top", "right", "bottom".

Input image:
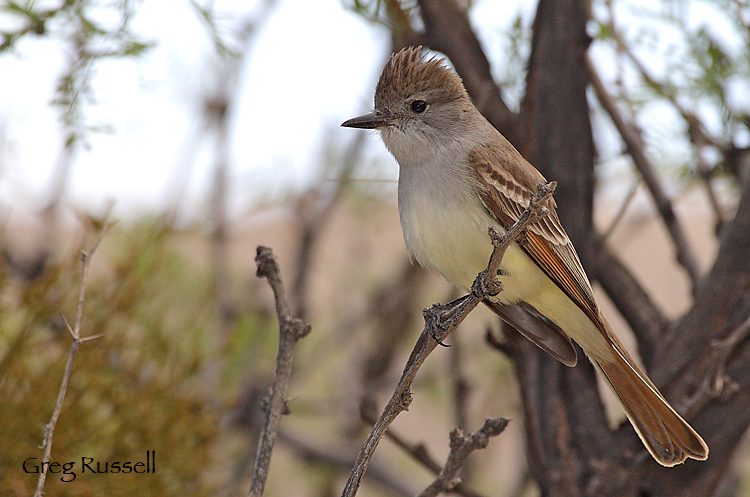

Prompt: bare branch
[
  {"left": 587, "top": 56, "right": 702, "bottom": 292},
  {"left": 418, "top": 418, "right": 509, "bottom": 497},
  {"left": 277, "top": 429, "right": 416, "bottom": 497},
  {"left": 601, "top": 177, "right": 641, "bottom": 241},
  {"left": 360, "top": 401, "right": 489, "bottom": 497},
  {"left": 340, "top": 182, "right": 556, "bottom": 497},
  {"left": 249, "top": 246, "right": 312, "bottom": 497},
  {"left": 591, "top": 237, "right": 669, "bottom": 368},
  {"left": 33, "top": 223, "right": 108, "bottom": 497},
  {"left": 682, "top": 314, "right": 750, "bottom": 417},
  {"left": 414, "top": 0, "right": 521, "bottom": 147}
]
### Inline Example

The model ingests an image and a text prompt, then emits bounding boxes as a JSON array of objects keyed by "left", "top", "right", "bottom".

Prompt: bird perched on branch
[{"left": 342, "top": 46, "right": 708, "bottom": 467}]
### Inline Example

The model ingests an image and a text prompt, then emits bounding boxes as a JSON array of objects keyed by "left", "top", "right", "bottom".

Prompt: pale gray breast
[{"left": 395, "top": 147, "right": 498, "bottom": 289}]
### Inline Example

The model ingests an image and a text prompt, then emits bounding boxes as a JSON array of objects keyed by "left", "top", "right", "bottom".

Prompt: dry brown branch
[
  {"left": 601, "top": 177, "right": 641, "bottom": 240},
  {"left": 249, "top": 246, "right": 312, "bottom": 497},
  {"left": 586, "top": 56, "right": 702, "bottom": 291},
  {"left": 277, "top": 428, "right": 415, "bottom": 497},
  {"left": 360, "top": 402, "right": 489, "bottom": 497},
  {"left": 415, "top": 0, "right": 520, "bottom": 147},
  {"left": 683, "top": 314, "right": 750, "bottom": 417},
  {"left": 591, "top": 237, "right": 669, "bottom": 368},
  {"left": 606, "top": 25, "right": 728, "bottom": 230},
  {"left": 340, "top": 181, "right": 557, "bottom": 497},
  {"left": 417, "top": 418, "right": 509, "bottom": 497},
  {"left": 33, "top": 223, "right": 108, "bottom": 497}
]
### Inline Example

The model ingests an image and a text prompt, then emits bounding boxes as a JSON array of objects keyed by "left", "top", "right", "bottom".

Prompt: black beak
[{"left": 341, "top": 111, "right": 393, "bottom": 129}]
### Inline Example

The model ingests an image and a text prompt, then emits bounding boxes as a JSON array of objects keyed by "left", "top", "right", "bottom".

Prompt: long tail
[{"left": 592, "top": 330, "right": 708, "bottom": 466}]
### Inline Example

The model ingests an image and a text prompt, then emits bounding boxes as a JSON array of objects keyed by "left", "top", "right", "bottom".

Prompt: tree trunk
[
  {"left": 507, "top": 1, "right": 617, "bottom": 495},
  {"left": 401, "top": 0, "right": 750, "bottom": 493}
]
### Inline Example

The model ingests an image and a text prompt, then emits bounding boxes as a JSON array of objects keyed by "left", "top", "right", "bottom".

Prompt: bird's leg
[{"left": 426, "top": 294, "right": 475, "bottom": 347}]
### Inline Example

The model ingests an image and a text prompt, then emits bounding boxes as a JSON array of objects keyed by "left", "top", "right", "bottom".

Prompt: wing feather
[{"left": 469, "top": 143, "right": 604, "bottom": 332}]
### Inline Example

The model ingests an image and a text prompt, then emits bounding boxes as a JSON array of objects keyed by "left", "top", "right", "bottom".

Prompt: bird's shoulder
[
  {"left": 467, "top": 138, "right": 547, "bottom": 196},
  {"left": 467, "top": 138, "right": 557, "bottom": 222}
]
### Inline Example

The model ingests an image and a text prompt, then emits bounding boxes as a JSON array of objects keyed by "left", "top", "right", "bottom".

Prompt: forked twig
[
  {"left": 683, "top": 314, "right": 750, "bottom": 418},
  {"left": 418, "top": 418, "right": 509, "bottom": 497},
  {"left": 587, "top": 56, "right": 702, "bottom": 292},
  {"left": 340, "top": 181, "right": 557, "bottom": 497},
  {"left": 360, "top": 405, "right": 489, "bottom": 497},
  {"left": 602, "top": 14, "right": 728, "bottom": 230},
  {"left": 33, "top": 224, "right": 108, "bottom": 497},
  {"left": 249, "top": 246, "right": 312, "bottom": 497}
]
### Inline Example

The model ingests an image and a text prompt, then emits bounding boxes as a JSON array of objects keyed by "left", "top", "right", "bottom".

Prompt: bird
[{"left": 342, "top": 46, "right": 708, "bottom": 467}]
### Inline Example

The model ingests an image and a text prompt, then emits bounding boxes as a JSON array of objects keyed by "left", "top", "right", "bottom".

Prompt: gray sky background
[{"left": 0, "top": 0, "right": 745, "bottom": 221}]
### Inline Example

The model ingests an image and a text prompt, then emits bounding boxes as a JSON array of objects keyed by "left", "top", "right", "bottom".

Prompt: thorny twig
[
  {"left": 33, "top": 224, "right": 108, "bottom": 497},
  {"left": 340, "top": 181, "right": 557, "bottom": 497},
  {"left": 249, "top": 246, "right": 312, "bottom": 497},
  {"left": 418, "top": 418, "right": 509, "bottom": 497},
  {"left": 360, "top": 403, "right": 489, "bottom": 497}
]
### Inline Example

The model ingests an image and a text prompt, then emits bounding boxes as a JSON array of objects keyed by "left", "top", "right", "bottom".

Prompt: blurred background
[{"left": 1, "top": 0, "right": 749, "bottom": 495}]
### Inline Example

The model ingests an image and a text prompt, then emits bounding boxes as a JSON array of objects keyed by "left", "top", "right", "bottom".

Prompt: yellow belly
[
  {"left": 400, "top": 191, "right": 544, "bottom": 303},
  {"left": 400, "top": 194, "right": 612, "bottom": 359}
]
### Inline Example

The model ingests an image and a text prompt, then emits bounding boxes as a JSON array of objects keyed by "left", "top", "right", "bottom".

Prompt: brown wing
[
  {"left": 484, "top": 300, "right": 577, "bottom": 366},
  {"left": 469, "top": 142, "right": 605, "bottom": 333}
]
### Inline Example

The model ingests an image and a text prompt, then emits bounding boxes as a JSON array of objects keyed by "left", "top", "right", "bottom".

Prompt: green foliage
[
  {"left": 593, "top": 0, "right": 750, "bottom": 179},
  {"left": 189, "top": 0, "right": 240, "bottom": 58},
  {"left": 494, "top": 12, "right": 530, "bottom": 112},
  {"left": 345, "top": 0, "right": 391, "bottom": 25},
  {"left": 343, "top": 0, "right": 420, "bottom": 29},
  {"left": 0, "top": 222, "right": 261, "bottom": 496},
  {"left": 1, "top": 0, "right": 155, "bottom": 146}
]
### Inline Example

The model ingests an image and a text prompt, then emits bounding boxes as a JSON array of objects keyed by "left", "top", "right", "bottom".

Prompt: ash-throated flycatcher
[{"left": 342, "top": 46, "right": 708, "bottom": 466}]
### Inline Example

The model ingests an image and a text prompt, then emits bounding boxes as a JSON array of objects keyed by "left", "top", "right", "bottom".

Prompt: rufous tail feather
[{"left": 593, "top": 342, "right": 708, "bottom": 466}]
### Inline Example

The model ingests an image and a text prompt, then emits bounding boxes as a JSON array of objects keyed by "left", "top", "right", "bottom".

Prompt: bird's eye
[{"left": 410, "top": 100, "right": 427, "bottom": 113}]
